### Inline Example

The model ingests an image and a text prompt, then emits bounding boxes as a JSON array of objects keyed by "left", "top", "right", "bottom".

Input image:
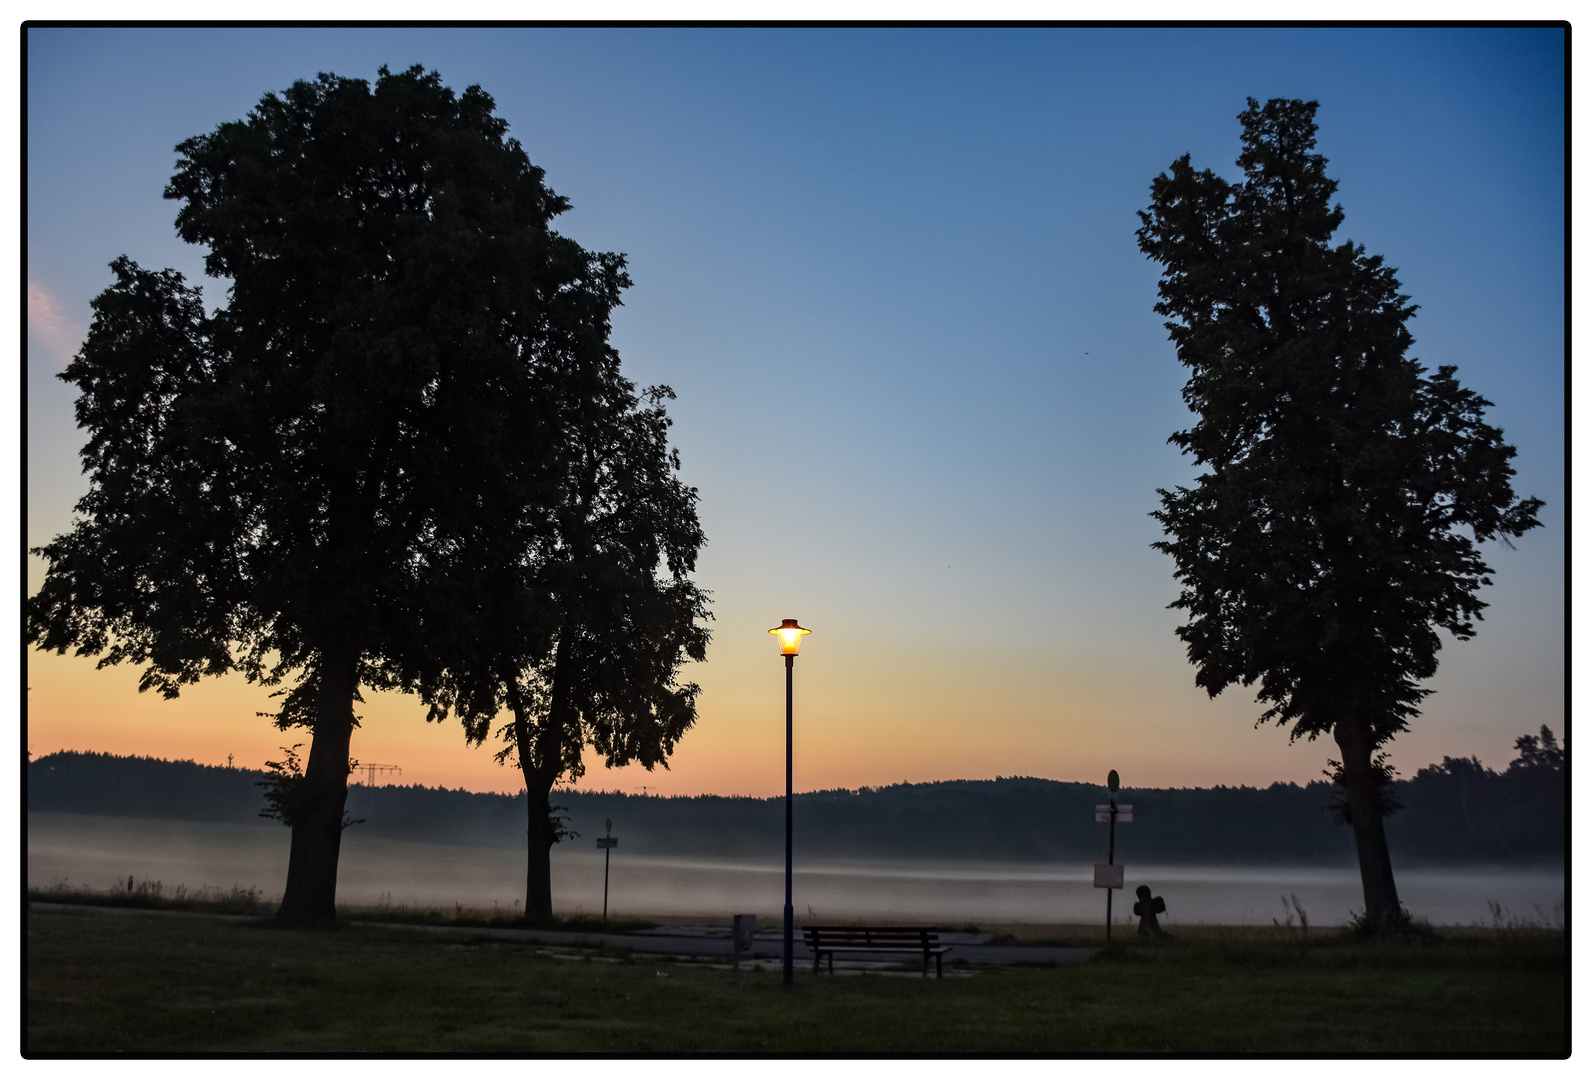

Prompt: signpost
[
  {"left": 1093, "top": 769, "right": 1128, "bottom": 941},
  {"left": 596, "top": 818, "right": 618, "bottom": 926}
]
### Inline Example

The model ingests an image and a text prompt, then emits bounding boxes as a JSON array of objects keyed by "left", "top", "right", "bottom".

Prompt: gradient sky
[{"left": 24, "top": 26, "right": 1565, "bottom": 798}]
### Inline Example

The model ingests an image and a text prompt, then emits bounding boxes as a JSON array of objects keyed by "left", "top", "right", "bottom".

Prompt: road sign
[
  {"left": 1093, "top": 863, "right": 1124, "bottom": 889},
  {"left": 596, "top": 837, "right": 618, "bottom": 849},
  {"left": 1107, "top": 769, "right": 1119, "bottom": 793},
  {"left": 1094, "top": 804, "right": 1133, "bottom": 822}
]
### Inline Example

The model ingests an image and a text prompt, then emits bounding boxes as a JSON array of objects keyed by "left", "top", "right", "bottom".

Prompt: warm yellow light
[{"left": 769, "top": 619, "right": 811, "bottom": 656}]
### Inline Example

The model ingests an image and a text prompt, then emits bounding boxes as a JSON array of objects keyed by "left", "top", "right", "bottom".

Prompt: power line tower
[{"left": 361, "top": 763, "right": 402, "bottom": 787}]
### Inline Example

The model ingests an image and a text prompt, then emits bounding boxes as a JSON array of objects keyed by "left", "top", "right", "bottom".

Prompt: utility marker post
[{"left": 596, "top": 818, "right": 618, "bottom": 926}]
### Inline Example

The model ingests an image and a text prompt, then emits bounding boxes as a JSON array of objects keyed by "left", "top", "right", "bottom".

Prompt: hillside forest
[{"left": 28, "top": 728, "right": 1562, "bottom": 867}]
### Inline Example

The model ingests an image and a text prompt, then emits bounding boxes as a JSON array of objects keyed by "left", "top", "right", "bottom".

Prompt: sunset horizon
[
  {"left": 21, "top": 25, "right": 1567, "bottom": 1056},
  {"left": 26, "top": 27, "right": 1562, "bottom": 801}
]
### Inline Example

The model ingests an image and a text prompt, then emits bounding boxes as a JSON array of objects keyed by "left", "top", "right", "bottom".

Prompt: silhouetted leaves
[
  {"left": 1139, "top": 99, "right": 1542, "bottom": 746},
  {"left": 256, "top": 745, "right": 363, "bottom": 830},
  {"left": 1137, "top": 98, "right": 1543, "bottom": 929},
  {"left": 1509, "top": 725, "right": 1563, "bottom": 773},
  {"left": 26, "top": 65, "right": 693, "bottom": 920}
]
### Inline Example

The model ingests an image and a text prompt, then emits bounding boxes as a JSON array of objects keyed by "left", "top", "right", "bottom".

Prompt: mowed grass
[{"left": 27, "top": 905, "right": 1566, "bottom": 1055}]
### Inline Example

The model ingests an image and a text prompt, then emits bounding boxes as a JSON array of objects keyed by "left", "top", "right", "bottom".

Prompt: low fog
[{"left": 29, "top": 812, "right": 1563, "bottom": 928}]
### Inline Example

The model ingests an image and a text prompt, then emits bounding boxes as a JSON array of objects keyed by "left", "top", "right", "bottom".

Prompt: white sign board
[
  {"left": 1093, "top": 863, "right": 1124, "bottom": 889},
  {"left": 596, "top": 837, "right": 618, "bottom": 849},
  {"left": 1094, "top": 804, "right": 1133, "bottom": 822}
]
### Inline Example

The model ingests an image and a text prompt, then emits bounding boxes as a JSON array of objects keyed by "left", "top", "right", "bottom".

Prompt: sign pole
[
  {"left": 1106, "top": 797, "right": 1117, "bottom": 941},
  {"left": 1092, "top": 779, "right": 1130, "bottom": 936},
  {"left": 1106, "top": 769, "right": 1120, "bottom": 942},
  {"left": 597, "top": 818, "right": 616, "bottom": 927}
]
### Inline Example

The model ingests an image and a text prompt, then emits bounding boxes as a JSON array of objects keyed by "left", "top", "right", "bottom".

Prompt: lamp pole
[
  {"left": 769, "top": 618, "right": 810, "bottom": 987},
  {"left": 784, "top": 651, "right": 794, "bottom": 984}
]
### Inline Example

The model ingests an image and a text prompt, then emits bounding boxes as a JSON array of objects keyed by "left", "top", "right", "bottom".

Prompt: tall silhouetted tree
[
  {"left": 416, "top": 369, "right": 709, "bottom": 921},
  {"left": 28, "top": 66, "right": 620, "bottom": 924},
  {"left": 1136, "top": 99, "right": 1542, "bottom": 931}
]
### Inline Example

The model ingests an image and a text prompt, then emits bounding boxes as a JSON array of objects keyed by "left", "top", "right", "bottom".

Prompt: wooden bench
[{"left": 802, "top": 925, "right": 951, "bottom": 978}]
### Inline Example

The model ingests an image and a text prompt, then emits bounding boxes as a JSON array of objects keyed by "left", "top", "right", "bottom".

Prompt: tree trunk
[
  {"left": 1333, "top": 716, "right": 1403, "bottom": 932},
  {"left": 507, "top": 640, "right": 572, "bottom": 924},
  {"left": 276, "top": 643, "right": 360, "bottom": 926},
  {"left": 521, "top": 755, "right": 559, "bottom": 923}
]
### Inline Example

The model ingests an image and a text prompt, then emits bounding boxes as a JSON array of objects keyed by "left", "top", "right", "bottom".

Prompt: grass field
[{"left": 26, "top": 902, "right": 1567, "bottom": 1055}]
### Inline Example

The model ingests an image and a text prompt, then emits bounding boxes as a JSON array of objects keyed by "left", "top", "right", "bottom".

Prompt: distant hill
[{"left": 26, "top": 745, "right": 1563, "bottom": 866}]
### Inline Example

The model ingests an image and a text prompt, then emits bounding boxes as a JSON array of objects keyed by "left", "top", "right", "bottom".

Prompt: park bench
[{"left": 802, "top": 925, "right": 951, "bottom": 978}]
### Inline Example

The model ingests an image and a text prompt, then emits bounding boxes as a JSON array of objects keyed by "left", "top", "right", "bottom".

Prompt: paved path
[
  {"left": 32, "top": 901, "right": 1095, "bottom": 967},
  {"left": 351, "top": 920, "right": 1096, "bottom": 967}
]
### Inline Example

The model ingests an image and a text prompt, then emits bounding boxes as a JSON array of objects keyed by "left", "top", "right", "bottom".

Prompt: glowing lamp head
[{"left": 769, "top": 619, "right": 811, "bottom": 656}]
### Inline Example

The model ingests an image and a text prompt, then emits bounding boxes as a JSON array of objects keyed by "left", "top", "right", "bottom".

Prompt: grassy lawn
[{"left": 26, "top": 904, "right": 1566, "bottom": 1055}]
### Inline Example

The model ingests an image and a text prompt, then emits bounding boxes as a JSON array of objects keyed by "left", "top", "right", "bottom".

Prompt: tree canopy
[
  {"left": 414, "top": 358, "right": 710, "bottom": 918},
  {"left": 1136, "top": 98, "right": 1542, "bottom": 930},
  {"left": 26, "top": 65, "right": 705, "bottom": 923}
]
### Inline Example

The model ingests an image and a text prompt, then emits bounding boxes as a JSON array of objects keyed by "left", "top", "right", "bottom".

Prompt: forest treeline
[{"left": 28, "top": 733, "right": 1562, "bottom": 866}]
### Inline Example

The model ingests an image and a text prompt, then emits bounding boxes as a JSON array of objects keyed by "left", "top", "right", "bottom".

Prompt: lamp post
[{"left": 769, "top": 618, "right": 810, "bottom": 986}]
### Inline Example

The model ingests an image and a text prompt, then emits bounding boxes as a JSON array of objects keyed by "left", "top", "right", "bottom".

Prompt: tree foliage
[
  {"left": 31, "top": 65, "right": 568, "bottom": 712},
  {"left": 1137, "top": 97, "right": 1542, "bottom": 745},
  {"left": 26, "top": 65, "right": 702, "bottom": 923},
  {"left": 410, "top": 307, "right": 710, "bottom": 918},
  {"left": 1508, "top": 725, "right": 1563, "bottom": 773}
]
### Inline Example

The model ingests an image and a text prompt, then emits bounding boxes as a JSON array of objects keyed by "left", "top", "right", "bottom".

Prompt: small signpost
[
  {"left": 598, "top": 821, "right": 617, "bottom": 930},
  {"left": 1093, "top": 769, "right": 1129, "bottom": 941}
]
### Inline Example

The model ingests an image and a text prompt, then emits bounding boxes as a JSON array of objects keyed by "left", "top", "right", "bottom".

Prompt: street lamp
[{"left": 769, "top": 618, "right": 810, "bottom": 985}]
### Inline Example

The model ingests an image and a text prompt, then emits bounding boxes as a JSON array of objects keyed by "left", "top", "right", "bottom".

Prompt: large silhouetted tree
[
  {"left": 1136, "top": 98, "right": 1542, "bottom": 931},
  {"left": 27, "top": 66, "right": 627, "bottom": 924}
]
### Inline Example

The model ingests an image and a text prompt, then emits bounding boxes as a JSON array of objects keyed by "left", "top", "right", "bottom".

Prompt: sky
[{"left": 23, "top": 26, "right": 1566, "bottom": 799}]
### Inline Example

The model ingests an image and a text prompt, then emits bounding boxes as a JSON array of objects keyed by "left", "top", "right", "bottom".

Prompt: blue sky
[{"left": 25, "top": 27, "right": 1564, "bottom": 795}]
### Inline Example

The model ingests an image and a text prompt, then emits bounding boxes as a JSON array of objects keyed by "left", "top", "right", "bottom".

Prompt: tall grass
[
  {"left": 1484, "top": 898, "right": 1564, "bottom": 944},
  {"left": 29, "top": 877, "right": 273, "bottom": 915},
  {"left": 29, "top": 878, "right": 658, "bottom": 932}
]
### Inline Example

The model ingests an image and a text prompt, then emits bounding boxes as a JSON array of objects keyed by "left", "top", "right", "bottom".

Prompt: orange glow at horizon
[{"left": 27, "top": 609, "right": 1541, "bottom": 802}]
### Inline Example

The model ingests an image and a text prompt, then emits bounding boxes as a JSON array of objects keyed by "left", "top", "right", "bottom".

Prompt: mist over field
[
  {"left": 28, "top": 750, "right": 1563, "bottom": 926},
  {"left": 29, "top": 812, "right": 1563, "bottom": 928}
]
